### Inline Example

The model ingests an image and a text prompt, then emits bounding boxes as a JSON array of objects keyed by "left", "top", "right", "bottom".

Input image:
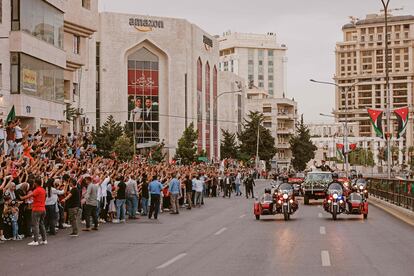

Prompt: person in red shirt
[{"left": 21, "top": 177, "right": 47, "bottom": 246}]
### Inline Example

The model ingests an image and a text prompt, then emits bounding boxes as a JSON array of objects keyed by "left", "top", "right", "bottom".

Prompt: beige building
[
  {"left": 0, "top": 0, "right": 98, "bottom": 134},
  {"left": 96, "top": 12, "right": 220, "bottom": 159},
  {"left": 245, "top": 93, "right": 297, "bottom": 169},
  {"left": 218, "top": 31, "right": 287, "bottom": 98},
  {"left": 335, "top": 13, "right": 414, "bottom": 163}
]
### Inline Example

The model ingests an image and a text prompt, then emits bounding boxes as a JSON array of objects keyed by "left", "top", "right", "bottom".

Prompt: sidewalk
[{"left": 369, "top": 196, "right": 414, "bottom": 227}]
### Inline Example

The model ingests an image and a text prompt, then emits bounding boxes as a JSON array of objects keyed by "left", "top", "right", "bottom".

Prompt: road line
[
  {"left": 321, "top": 250, "right": 331, "bottom": 267},
  {"left": 239, "top": 214, "right": 246, "bottom": 218},
  {"left": 214, "top": 227, "right": 227, "bottom": 235},
  {"left": 318, "top": 213, "right": 323, "bottom": 218},
  {"left": 320, "top": 226, "right": 326, "bottom": 235},
  {"left": 156, "top": 253, "right": 187, "bottom": 269}
]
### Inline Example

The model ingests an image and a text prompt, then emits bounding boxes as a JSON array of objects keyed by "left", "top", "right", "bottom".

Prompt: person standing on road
[
  {"left": 126, "top": 174, "right": 138, "bottom": 219},
  {"left": 235, "top": 171, "right": 242, "bottom": 196},
  {"left": 21, "top": 177, "right": 47, "bottom": 246},
  {"left": 184, "top": 175, "right": 193, "bottom": 209},
  {"left": 194, "top": 175, "right": 203, "bottom": 207},
  {"left": 223, "top": 172, "right": 232, "bottom": 198},
  {"left": 140, "top": 174, "right": 149, "bottom": 216},
  {"left": 168, "top": 173, "right": 181, "bottom": 214},
  {"left": 62, "top": 178, "right": 81, "bottom": 237},
  {"left": 244, "top": 174, "right": 255, "bottom": 198},
  {"left": 114, "top": 176, "right": 127, "bottom": 223},
  {"left": 148, "top": 175, "right": 163, "bottom": 219},
  {"left": 83, "top": 176, "right": 99, "bottom": 231}
]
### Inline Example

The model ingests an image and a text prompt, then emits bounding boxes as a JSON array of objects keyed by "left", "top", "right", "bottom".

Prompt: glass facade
[
  {"left": 205, "top": 63, "right": 211, "bottom": 159},
  {"left": 12, "top": 0, "right": 64, "bottom": 49},
  {"left": 127, "top": 48, "right": 159, "bottom": 143},
  {"left": 213, "top": 66, "right": 218, "bottom": 159},
  {"left": 11, "top": 53, "right": 64, "bottom": 102},
  {"left": 197, "top": 58, "right": 203, "bottom": 152}
]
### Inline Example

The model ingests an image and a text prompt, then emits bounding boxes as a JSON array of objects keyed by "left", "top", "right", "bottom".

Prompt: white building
[
  {"left": 0, "top": 0, "right": 98, "bottom": 134},
  {"left": 245, "top": 94, "right": 297, "bottom": 169},
  {"left": 218, "top": 31, "right": 287, "bottom": 98},
  {"left": 95, "top": 12, "right": 221, "bottom": 159}
]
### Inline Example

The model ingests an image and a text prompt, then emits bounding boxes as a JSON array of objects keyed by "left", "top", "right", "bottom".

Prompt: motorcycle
[
  {"left": 254, "top": 182, "right": 298, "bottom": 221},
  {"left": 347, "top": 181, "right": 369, "bottom": 219},
  {"left": 323, "top": 182, "right": 346, "bottom": 220}
]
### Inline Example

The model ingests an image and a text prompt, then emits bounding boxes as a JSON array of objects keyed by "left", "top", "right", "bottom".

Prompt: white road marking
[
  {"left": 321, "top": 250, "right": 331, "bottom": 267},
  {"left": 320, "top": 226, "right": 326, "bottom": 235},
  {"left": 239, "top": 214, "right": 246, "bottom": 218},
  {"left": 214, "top": 227, "right": 227, "bottom": 236},
  {"left": 156, "top": 253, "right": 187, "bottom": 269},
  {"left": 318, "top": 213, "right": 323, "bottom": 218}
]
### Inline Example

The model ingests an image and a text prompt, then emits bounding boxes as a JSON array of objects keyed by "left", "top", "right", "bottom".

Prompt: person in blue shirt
[
  {"left": 168, "top": 174, "right": 181, "bottom": 214},
  {"left": 148, "top": 175, "right": 163, "bottom": 219}
]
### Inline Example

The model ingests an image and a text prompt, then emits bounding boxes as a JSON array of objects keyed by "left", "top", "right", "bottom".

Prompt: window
[
  {"left": 263, "top": 106, "right": 272, "bottom": 113},
  {"left": 13, "top": 0, "right": 64, "bottom": 49},
  {"left": 205, "top": 63, "right": 211, "bottom": 158},
  {"left": 0, "top": 64, "right": 2, "bottom": 89},
  {"left": 10, "top": 52, "right": 64, "bottom": 102},
  {"left": 263, "top": 122, "right": 272, "bottom": 128},
  {"left": 73, "top": 35, "right": 80, "bottom": 54},
  {"left": 268, "top": 50, "right": 273, "bottom": 57},
  {"left": 82, "top": 0, "right": 91, "bottom": 9}
]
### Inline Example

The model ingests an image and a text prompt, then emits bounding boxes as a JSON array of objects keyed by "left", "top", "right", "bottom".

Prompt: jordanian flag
[
  {"left": 336, "top": 144, "right": 344, "bottom": 159},
  {"left": 394, "top": 106, "right": 409, "bottom": 139},
  {"left": 336, "top": 143, "right": 357, "bottom": 157},
  {"left": 367, "top": 108, "right": 384, "bottom": 139}
]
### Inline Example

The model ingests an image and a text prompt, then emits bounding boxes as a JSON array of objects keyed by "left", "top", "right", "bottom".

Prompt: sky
[{"left": 99, "top": 0, "right": 414, "bottom": 123}]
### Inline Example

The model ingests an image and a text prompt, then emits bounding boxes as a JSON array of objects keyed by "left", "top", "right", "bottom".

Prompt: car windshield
[
  {"left": 296, "top": 173, "right": 305, "bottom": 178},
  {"left": 306, "top": 173, "right": 332, "bottom": 182},
  {"left": 356, "top": 179, "right": 367, "bottom": 185},
  {"left": 328, "top": 183, "right": 343, "bottom": 195},
  {"left": 278, "top": 183, "right": 293, "bottom": 192},
  {"left": 349, "top": 193, "right": 362, "bottom": 201}
]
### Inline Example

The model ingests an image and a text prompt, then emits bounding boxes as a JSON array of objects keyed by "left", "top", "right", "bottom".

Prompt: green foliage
[
  {"left": 378, "top": 146, "right": 399, "bottom": 164},
  {"left": 238, "top": 111, "right": 277, "bottom": 163},
  {"left": 220, "top": 129, "right": 238, "bottom": 159},
  {"left": 113, "top": 134, "right": 134, "bottom": 161},
  {"left": 150, "top": 141, "right": 166, "bottom": 164},
  {"left": 64, "top": 104, "right": 78, "bottom": 122},
  {"left": 175, "top": 122, "right": 198, "bottom": 165},
  {"left": 348, "top": 148, "right": 374, "bottom": 166},
  {"left": 289, "top": 115, "right": 317, "bottom": 171},
  {"left": 92, "top": 115, "right": 124, "bottom": 158}
]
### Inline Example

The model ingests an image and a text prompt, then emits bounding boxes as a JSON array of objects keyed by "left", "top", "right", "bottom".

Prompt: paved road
[{"left": 1, "top": 180, "right": 414, "bottom": 276}]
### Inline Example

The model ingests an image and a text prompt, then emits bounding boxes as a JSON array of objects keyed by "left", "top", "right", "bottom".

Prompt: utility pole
[{"left": 381, "top": 0, "right": 392, "bottom": 179}]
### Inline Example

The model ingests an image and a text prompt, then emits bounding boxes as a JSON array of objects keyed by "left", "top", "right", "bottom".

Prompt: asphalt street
[{"left": 1, "top": 180, "right": 414, "bottom": 276}]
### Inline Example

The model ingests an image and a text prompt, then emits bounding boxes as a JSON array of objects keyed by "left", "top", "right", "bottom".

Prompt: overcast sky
[{"left": 99, "top": 0, "right": 414, "bottom": 123}]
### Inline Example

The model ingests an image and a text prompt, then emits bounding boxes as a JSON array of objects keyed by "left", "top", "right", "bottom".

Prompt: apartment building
[
  {"left": 0, "top": 0, "right": 98, "bottom": 134},
  {"left": 218, "top": 31, "right": 287, "bottom": 98},
  {"left": 335, "top": 13, "right": 414, "bottom": 162}
]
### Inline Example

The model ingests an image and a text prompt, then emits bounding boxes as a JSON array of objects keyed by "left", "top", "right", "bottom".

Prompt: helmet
[
  {"left": 264, "top": 188, "right": 271, "bottom": 194},
  {"left": 357, "top": 173, "right": 363, "bottom": 178},
  {"left": 282, "top": 176, "right": 289, "bottom": 183},
  {"left": 332, "top": 173, "right": 338, "bottom": 180}
]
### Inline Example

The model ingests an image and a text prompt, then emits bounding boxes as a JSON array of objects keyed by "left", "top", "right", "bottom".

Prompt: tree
[
  {"left": 349, "top": 148, "right": 374, "bottom": 166},
  {"left": 150, "top": 141, "right": 167, "bottom": 164},
  {"left": 113, "top": 134, "right": 134, "bottom": 161},
  {"left": 238, "top": 111, "right": 277, "bottom": 164},
  {"left": 289, "top": 115, "right": 317, "bottom": 171},
  {"left": 220, "top": 129, "right": 238, "bottom": 159},
  {"left": 92, "top": 115, "right": 124, "bottom": 157},
  {"left": 64, "top": 103, "right": 79, "bottom": 122},
  {"left": 174, "top": 123, "right": 198, "bottom": 165}
]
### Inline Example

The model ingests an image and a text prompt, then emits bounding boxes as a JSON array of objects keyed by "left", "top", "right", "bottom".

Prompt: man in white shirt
[{"left": 194, "top": 175, "right": 204, "bottom": 207}]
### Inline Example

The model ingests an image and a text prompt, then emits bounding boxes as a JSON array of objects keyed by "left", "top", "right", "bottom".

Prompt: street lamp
[
  {"left": 380, "top": 0, "right": 392, "bottom": 179},
  {"left": 310, "top": 79, "right": 361, "bottom": 177},
  {"left": 320, "top": 113, "right": 346, "bottom": 170}
]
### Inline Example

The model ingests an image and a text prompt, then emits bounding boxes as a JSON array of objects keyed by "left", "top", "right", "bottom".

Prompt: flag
[
  {"left": 6, "top": 105, "right": 16, "bottom": 124},
  {"left": 367, "top": 108, "right": 384, "bottom": 139},
  {"left": 349, "top": 143, "right": 357, "bottom": 152},
  {"left": 394, "top": 107, "right": 409, "bottom": 139},
  {"left": 336, "top": 143, "right": 344, "bottom": 159}
]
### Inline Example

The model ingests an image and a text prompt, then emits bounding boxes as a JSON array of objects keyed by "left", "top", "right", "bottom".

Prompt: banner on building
[
  {"left": 394, "top": 106, "right": 409, "bottom": 139},
  {"left": 367, "top": 108, "right": 384, "bottom": 139},
  {"left": 22, "top": 69, "right": 37, "bottom": 93}
]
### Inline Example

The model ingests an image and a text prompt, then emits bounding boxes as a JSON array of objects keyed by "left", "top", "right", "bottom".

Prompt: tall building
[
  {"left": 245, "top": 89, "right": 297, "bottom": 169},
  {"left": 335, "top": 13, "right": 414, "bottom": 163},
  {"left": 95, "top": 12, "right": 220, "bottom": 159},
  {"left": 218, "top": 31, "right": 287, "bottom": 98},
  {"left": 0, "top": 0, "right": 98, "bottom": 134}
]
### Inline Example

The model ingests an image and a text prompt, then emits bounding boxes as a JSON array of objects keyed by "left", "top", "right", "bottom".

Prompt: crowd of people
[{"left": 0, "top": 119, "right": 257, "bottom": 246}]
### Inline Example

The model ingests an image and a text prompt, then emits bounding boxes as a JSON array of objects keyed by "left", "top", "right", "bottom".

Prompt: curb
[{"left": 369, "top": 196, "right": 414, "bottom": 227}]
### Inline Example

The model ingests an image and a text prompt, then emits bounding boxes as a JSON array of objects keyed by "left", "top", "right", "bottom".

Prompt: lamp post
[
  {"left": 380, "top": 0, "right": 392, "bottom": 179},
  {"left": 311, "top": 79, "right": 361, "bottom": 177},
  {"left": 320, "top": 113, "right": 345, "bottom": 169}
]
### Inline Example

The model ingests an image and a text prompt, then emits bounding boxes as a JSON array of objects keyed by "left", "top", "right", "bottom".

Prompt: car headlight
[
  {"left": 283, "top": 194, "right": 288, "bottom": 199},
  {"left": 333, "top": 194, "right": 338, "bottom": 199}
]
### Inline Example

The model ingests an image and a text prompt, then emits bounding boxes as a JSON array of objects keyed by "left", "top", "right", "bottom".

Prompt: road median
[{"left": 369, "top": 196, "right": 414, "bottom": 227}]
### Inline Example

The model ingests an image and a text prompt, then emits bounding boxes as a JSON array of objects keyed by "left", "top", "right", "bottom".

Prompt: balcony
[
  {"left": 277, "top": 143, "right": 290, "bottom": 149},
  {"left": 63, "top": 0, "right": 98, "bottom": 37},
  {"left": 277, "top": 128, "right": 294, "bottom": 134}
]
